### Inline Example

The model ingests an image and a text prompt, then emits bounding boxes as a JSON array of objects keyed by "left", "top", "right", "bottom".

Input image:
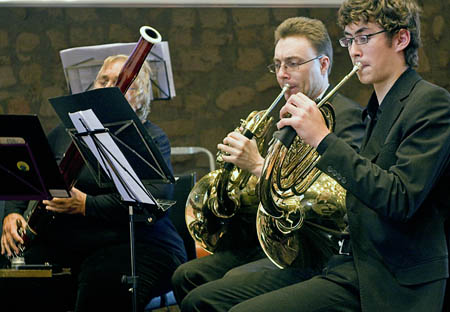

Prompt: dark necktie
[{"left": 361, "top": 114, "right": 377, "bottom": 151}]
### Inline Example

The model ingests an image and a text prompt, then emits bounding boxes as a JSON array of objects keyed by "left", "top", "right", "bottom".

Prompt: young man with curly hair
[{"left": 226, "top": 0, "right": 449, "bottom": 311}]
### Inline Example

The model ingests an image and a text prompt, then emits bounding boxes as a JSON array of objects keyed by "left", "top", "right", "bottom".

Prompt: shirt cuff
[{"left": 84, "top": 195, "right": 93, "bottom": 217}]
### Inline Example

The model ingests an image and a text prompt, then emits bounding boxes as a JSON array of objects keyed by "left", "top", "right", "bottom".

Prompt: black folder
[{"left": 0, "top": 115, "right": 70, "bottom": 200}]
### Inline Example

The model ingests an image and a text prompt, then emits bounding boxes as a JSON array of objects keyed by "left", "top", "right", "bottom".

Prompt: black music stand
[
  {"left": 0, "top": 115, "right": 70, "bottom": 201},
  {"left": 49, "top": 88, "right": 175, "bottom": 312},
  {"left": 49, "top": 87, "right": 174, "bottom": 190},
  {"left": 70, "top": 109, "right": 157, "bottom": 312}
]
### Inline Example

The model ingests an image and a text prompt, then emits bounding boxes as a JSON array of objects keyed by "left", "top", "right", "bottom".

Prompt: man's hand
[
  {"left": 217, "top": 130, "right": 265, "bottom": 177},
  {"left": 43, "top": 187, "right": 87, "bottom": 216},
  {"left": 277, "top": 92, "right": 330, "bottom": 148},
  {"left": 1, "top": 213, "right": 26, "bottom": 257}
]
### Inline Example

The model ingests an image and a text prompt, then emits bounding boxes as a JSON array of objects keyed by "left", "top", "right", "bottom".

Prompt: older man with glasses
[{"left": 171, "top": 16, "right": 366, "bottom": 312}]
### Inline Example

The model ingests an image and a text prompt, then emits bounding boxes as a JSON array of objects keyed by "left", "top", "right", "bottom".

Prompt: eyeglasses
[
  {"left": 267, "top": 55, "right": 324, "bottom": 74},
  {"left": 339, "top": 30, "right": 387, "bottom": 48}
]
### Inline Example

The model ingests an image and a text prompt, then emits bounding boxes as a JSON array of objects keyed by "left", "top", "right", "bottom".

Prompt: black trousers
[
  {"left": 1, "top": 241, "right": 183, "bottom": 312},
  {"left": 229, "top": 255, "right": 360, "bottom": 312},
  {"left": 171, "top": 246, "right": 265, "bottom": 306},
  {"left": 179, "top": 257, "right": 322, "bottom": 312}
]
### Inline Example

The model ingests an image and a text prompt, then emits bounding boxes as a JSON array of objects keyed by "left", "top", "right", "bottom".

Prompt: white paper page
[{"left": 69, "top": 109, "right": 154, "bottom": 205}]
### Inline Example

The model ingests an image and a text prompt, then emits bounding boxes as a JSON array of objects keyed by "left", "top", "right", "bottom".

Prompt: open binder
[
  {"left": 0, "top": 115, "right": 70, "bottom": 201},
  {"left": 69, "top": 109, "right": 156, "bottom": 206}
]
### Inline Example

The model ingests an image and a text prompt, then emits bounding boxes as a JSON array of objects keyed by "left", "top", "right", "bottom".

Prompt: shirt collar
[
  {"left": 315, "top": 84, "right": 330, "bottom": 102},
  {"left": 362, "top": 91, "right": 381, "bottom": 122}
]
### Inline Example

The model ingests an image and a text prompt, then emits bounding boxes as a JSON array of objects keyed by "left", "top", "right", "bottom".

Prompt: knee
[
  {"left": 179, "top": 289, "right": 205, "bottom": 312},
  {"left": 229, "top": 305, "right": 242, "bottom": 312},
  {"left": 171, "top": 263, "right": 189, "bottom": 290},
  {"left": 224, "top": 266, "right": 244, "bottom": 278},
  {"left": 171, "top": 262, "right": 198, "bottom": 304}
]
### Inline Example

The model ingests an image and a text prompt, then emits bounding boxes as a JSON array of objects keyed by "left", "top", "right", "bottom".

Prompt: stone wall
[{"left": 0, "top": 2, "right": 448, "bottom": 177}]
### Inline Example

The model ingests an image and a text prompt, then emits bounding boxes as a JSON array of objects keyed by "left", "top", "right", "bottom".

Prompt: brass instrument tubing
[
  {"left": 250, "top": 84, "right": 290, "bottom": 132},
  {"left": 222, "top": 83, "right": 289, "bottom": 171},
  {"left": 317, "top": 62, "right": 361, "bottom": 109}
]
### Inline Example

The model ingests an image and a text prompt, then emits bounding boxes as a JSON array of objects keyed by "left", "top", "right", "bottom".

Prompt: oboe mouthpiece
[
  {"left": 355, "top": 62, "right": 362, "bottom": 70},
  {"left": 282, "top": 83, "right": 290, "bottom": 90}
]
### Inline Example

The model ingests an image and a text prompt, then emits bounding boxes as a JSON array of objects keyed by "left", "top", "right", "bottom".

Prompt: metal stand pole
[{"left": 122, "top": 204, "right": 138, "bottom": 312}]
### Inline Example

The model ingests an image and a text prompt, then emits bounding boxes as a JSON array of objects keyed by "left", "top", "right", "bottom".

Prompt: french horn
[
  {"left": 185, "top": 85, "right": 289, "bottom": 253},
  {"left": 257, "top": 63, "right": 361, "bottom": 269}
]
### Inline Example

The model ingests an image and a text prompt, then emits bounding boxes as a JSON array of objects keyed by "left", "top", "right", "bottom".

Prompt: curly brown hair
[
  {"left": 274, "top": 17, "right": 333, "bottom": 75},
  {"left": 337, "top": 0, "right": 421, "bottom": 68}
]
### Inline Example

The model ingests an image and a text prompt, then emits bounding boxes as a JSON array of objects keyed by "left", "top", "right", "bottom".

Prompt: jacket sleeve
[
  {"left": 317, "top": 84, "right": 450, "bottom": 222},
  {"left": 4, "top": 200, "right": 27, "bottom": 218}
]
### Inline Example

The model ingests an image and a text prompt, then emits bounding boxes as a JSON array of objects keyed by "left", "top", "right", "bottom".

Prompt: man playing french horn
[{"left": 172, "top": 16, "right": 366, "bottom": 312}]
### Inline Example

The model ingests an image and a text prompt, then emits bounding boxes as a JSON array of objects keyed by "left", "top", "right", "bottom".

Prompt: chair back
[{"left": 168, "top": 173, "right": 197, "bottom": 261}]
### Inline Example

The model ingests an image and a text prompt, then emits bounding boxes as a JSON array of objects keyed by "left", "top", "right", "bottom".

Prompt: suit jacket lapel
[
  {"left": 360, "top": 100, "right": 404, "bottom": 160},
  {"left": 360, "top": 69, "right": 422, "bottom": 160}
]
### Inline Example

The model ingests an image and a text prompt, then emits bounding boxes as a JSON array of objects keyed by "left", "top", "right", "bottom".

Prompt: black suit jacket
[{"left": 317, "top": 68, "right": 450, "bottom": 311}]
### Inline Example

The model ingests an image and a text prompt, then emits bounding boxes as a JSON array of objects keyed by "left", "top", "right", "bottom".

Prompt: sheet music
[{"left": 69, "top": 109, "right": 155, "bottom": 205}]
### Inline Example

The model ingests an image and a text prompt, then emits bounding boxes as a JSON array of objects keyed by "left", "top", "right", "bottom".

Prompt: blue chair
[{"left": 145, "top": 172, "right": 197, "bottom": 311}]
